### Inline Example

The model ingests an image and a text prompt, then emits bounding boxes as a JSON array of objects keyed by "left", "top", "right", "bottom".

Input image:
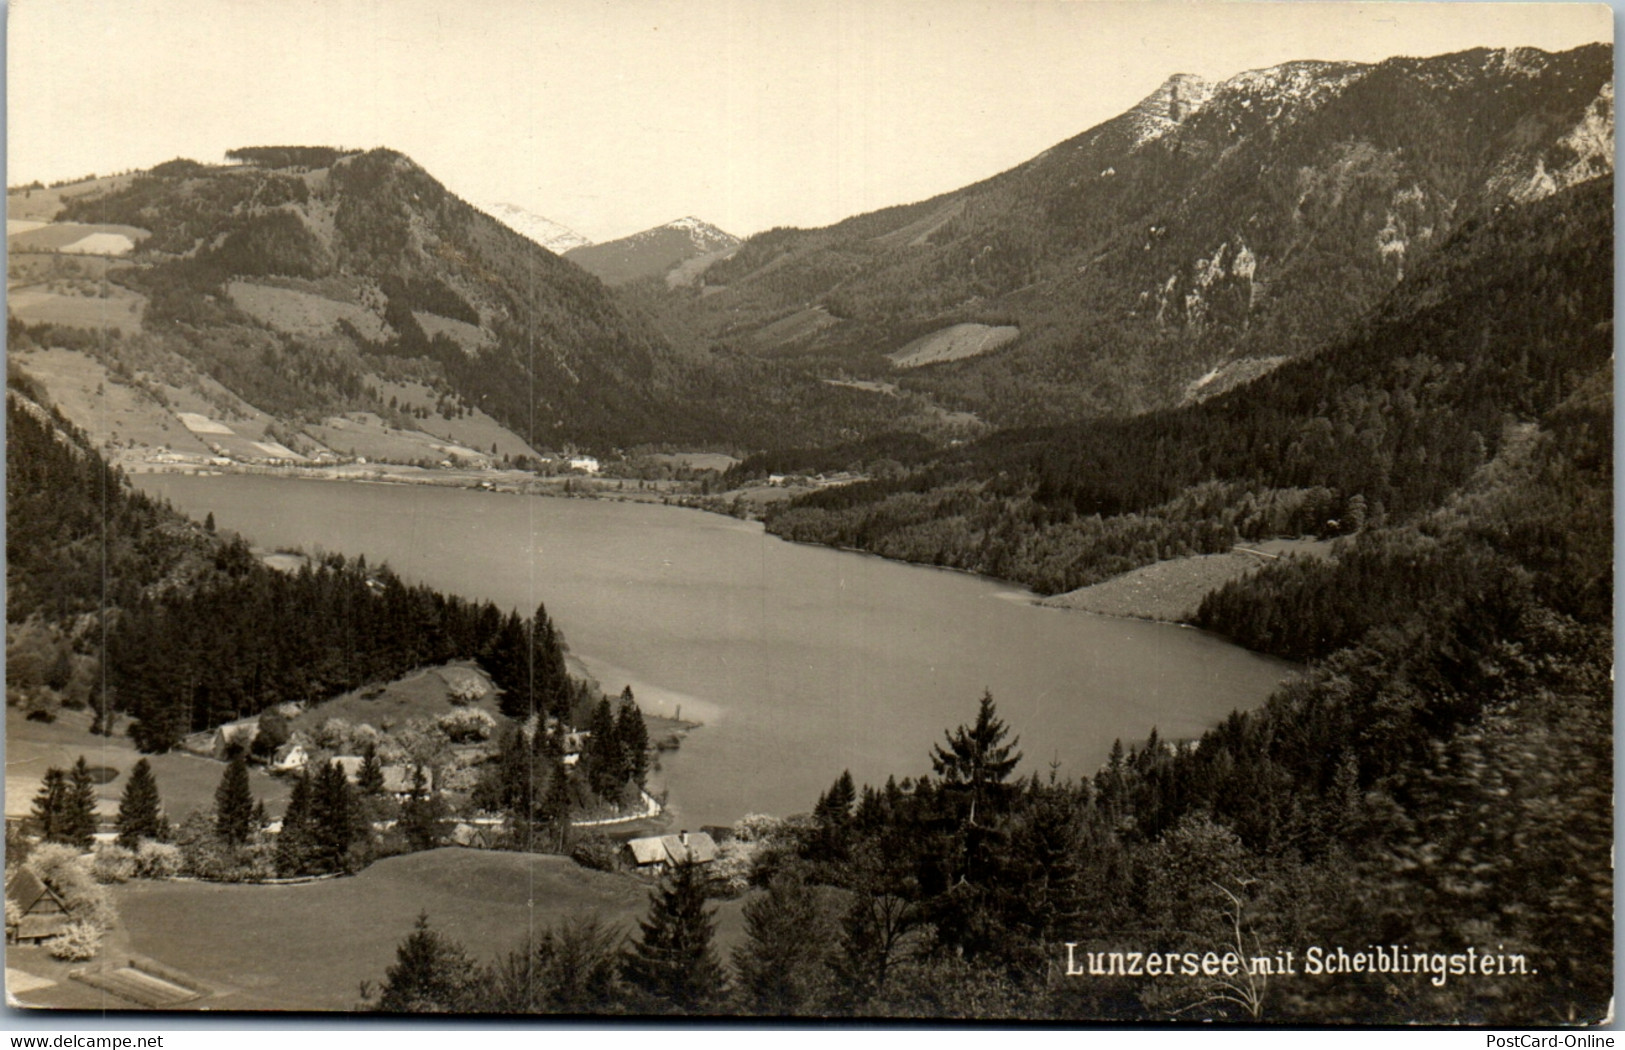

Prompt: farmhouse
[
  {"left": 209, "top": 719, "right": 260, "bottom": 759},
  {"left": 380, "top": 765, "right": 432, "bottom": 796},
  {"left": 5, "top": 869, "right": 68, "bottom": 944},
  {"left": 270, "top": 743, "right": 310, "bottom": 773},
  {"left": 621, "top": 830, "right": 718, "bottom": 873}
]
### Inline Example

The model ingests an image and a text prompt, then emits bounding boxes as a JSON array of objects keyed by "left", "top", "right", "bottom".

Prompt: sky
[{"left": 6, "top": 0, "right": 1614, "bottom": 242}]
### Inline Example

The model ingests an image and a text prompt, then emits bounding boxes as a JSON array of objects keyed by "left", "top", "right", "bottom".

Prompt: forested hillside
[
  {"left": 38, "top": 149, "right": 896, "bottom": 451},
  {"left": 6, "top": 380, "right": 583, "bottom": 746},
  {"left": 653, "top": 44, "right": 1610, "bottom": 428},
  {"left": 753, "top": 176, "right": 1612, "bottom": 597},
  {"left": 377, "top": 173, "right": 1613, "bottom": 1022}
]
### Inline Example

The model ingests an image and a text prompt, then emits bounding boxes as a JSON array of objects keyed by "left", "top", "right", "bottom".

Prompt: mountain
[
  {"left": 751, "top": 172, "right": 1613, "bottom": 597},
  {"left": 565, "top": 217, "right": 741, "bottom": 286},
  {"left": 7, "top": 149, "right": 899, "bottom": 453},
  {"left": 649, "top": 44, "right": 1612, "bottom": 428},
  {"left": 476, "top": 201, "right": 593, "bottom": 254}
]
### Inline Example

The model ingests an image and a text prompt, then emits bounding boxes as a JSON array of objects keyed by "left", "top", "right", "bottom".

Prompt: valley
[{"left": 4, "top": 31, "right": 1613, "bottom": 1024}]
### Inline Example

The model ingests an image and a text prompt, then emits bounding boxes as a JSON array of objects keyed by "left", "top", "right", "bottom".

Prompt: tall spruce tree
[
  {"left": 540, "top": 755, "right": 574, "bottom": 854},
  {"left": 931, "top": 690, "right": 1022, "bottom": 815},
  {"left": 116, "top": 757, "right": 166, "bottom": 848},
  {"left": 400, "top": 764, "right": 443, "bottom": 852},
  {"left": 586, "top": 697, "right": 625, "bottom": 800},
  {"left": 64, "top": 757, "right": 99, "bottom": 849},
  {"left": 214, "top": 753, "right": 255, "bottom": 845},
  {"left": 276, "top": 771, "right": 316, "bottom": 876},
  {"left": 615, "top": 688, "right": 650, "bottom": 789},
  {"left": 312, "top": 759, "right": 360, "bottom": 872},
  {"left": 30, "top": 767, "right": 67, "bottom": 843},
  {"left": 358, "top": 743, "right": 385, "bottom": 795},
  {"left": 622, "top": 857, "right": 725, "bottom": 1013}
]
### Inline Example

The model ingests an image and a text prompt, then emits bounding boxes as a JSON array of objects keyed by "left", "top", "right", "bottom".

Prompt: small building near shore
[{"left": 622, "top": 830, "right": 718, "bottom": 874}]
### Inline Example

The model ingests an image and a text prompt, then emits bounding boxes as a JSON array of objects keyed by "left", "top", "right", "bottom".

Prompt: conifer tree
[
  {"left": 615, "top": 688, "right": 650, "bottom": 789},
  {"left": 488, "top": 610, "right": 531, "bottom": 718},
  {"left": 400, "top": 764, "right": 443, "bottom": 852},
  {"left": 312, "top": 759, "right": 360, "bottom": 872},
  {"left": 358, "top": 743, "right": 385, "bottom": 795},
  {"left": 587, "top": 697, "right": 625, "bottom": 800},
  {"left": 116, "top": 757, "right": 166, "bottom": 848},
  {"left": 214, "top": 753, "right": 255, "bottom": 845},
  {"left": 63, "top": 757, "right": 100, "bottom": 849},
  {"left": 733, "top": 872, "right": 834, "bottom": 1014},
  {"left": 623, "top": 857, "right": 725, "bottom": 1013},
  {"left": 374, "top": 912, "right": 481, "bottom": 1013},
  {"left": 276, "top": 771, "right": 316, "bottom": 876},
  {"left": 30, "top": 767, "right": 67, "bottom": 843},
  {"left": 540, "top": 756, "right": 574, "bottom": 853},
  {"left": 931, "top": 690, "right": 1022, "bottom": 814}
]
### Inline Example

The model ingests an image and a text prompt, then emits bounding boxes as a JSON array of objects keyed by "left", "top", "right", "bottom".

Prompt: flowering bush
[
  {"left": 437, "top": 707, "right": 496, "bottom": 744},
  {"left": 91, "top": 844, "right": 138, "bottom": 884},
  {"left": 134, "top": 840, "right": 183, "bottom": 879},
  {"left": 443, "top": 668, "right": 489, "bottom": 705},
  {"left": 48, "top": 921, "right": 102, "bottom": 961}
]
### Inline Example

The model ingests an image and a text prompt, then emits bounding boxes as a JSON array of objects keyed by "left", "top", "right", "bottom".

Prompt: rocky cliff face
[{"left": 652, "top": 43, "right": 1613, "bottom": 427}]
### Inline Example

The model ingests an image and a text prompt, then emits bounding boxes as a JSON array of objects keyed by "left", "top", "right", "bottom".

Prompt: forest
[
  {"left": 752, "top": 177, "right": 1613, "bottom": 599},
  {"left": 6, "top": 383, "right": 584, "bottom": 749}
]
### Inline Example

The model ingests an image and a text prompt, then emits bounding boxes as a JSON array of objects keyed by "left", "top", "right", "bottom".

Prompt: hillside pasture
[
  {"left": 412, "top": 310, "right": 490, "bottom": 352},
  {"left": 288, "top": 663, "right": 505, "bottom": 738},
  {"left": 5, "top": 707, "right": 291, "bottom": 824},
  {"left": 9, "top": 348, "right": 212, "bottom": 453},
  {"left": 7, "top": 286, "right": 145, "bottom": 331},
  {"left": 8, "top": 222, "right": 149, "bottom": 254},
  {"left": 227, "top": 280, "right": 391, "bottom": 341},
  {"left": 372, "top": 379, "right": 544, "bottom": 462},
  {"left": 5, "top": 175, "right": 142, "bottom": 223},
  {"left": 112, "top": 848, "right": 755, "bottom": 1011},
  {"left": 1041, "top": 538, "right": 1336, "bottom": 622},
  {"left": 304, "top": 411, "right": 480, "bottom": 465},
  {"left": 887, "top": 323, "right": 1020, "bottom": 368}
]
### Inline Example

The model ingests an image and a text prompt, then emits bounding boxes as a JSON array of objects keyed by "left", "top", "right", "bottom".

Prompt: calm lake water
[{"left": 135, "top": 474, "right": 1296, "bottom": 826}]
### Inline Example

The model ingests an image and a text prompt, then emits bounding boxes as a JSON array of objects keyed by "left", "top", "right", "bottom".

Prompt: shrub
[
  {"left": 174, "top": 811, "right": 260, "bottom": 881},
  {"left": 91, "top": 844, "right": 137, "bottom": 884},
  {"left": 570, "top": 836, "right": 621, "bottom": 873},
  {"left": 437, "top": 708, "right": 496, "bottom": 744},
  {"left": 5, "top": 897, "right": 23, "bottom": 931},
  {"left": 444, "top": 669, "right": 489, "bottom": 705},
  {"left": 48, "top": 921, "right": 102, "bottom": 961},
  {"left": 134, "top": 840, "right": 183, "bottom": 879},
  {"left": 311, "top": 717, "right": 354, "bottom": 752},
  {"left": 709, "top": 838, "right": 760, "bottom": 897}
]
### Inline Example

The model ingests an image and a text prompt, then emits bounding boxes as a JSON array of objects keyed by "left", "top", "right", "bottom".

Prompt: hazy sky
[{"left": 7, "top": 0, "right": 1614, "bottom": 242}]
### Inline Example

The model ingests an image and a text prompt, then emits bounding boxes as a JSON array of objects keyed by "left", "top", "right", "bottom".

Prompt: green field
[
  {"left": 110, "top": 848, "right": 753, "bottom": 1011},
  {"left": 6, "top": 707, "right": 291, "bottom": 823}
]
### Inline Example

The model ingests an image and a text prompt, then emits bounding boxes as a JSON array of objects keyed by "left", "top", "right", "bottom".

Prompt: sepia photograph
[{"left": 2, "top": 0, "right": 1614, "bottom": 1027}]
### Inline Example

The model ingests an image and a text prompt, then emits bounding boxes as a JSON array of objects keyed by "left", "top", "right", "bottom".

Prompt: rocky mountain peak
[{"left": 1126, "top": 73, "right": 1216, "bottom": 145}]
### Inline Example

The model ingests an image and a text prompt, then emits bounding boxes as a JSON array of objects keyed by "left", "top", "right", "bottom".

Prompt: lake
[{"left": 135, "top": 474, "right": 1296, "bottom": 826}]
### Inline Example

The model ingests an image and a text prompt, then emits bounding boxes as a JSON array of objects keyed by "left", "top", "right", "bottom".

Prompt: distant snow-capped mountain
[
  {"left": 564, "top": 217, "right": 741, "bottom": 285},
  {"left": 476, "top": 201, "right": 592, "bottom": 253}
]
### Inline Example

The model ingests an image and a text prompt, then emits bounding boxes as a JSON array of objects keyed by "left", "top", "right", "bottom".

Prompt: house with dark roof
[
  {"left": 5, "top": 869, "right": 69, "bottom": 944},
  {"left": 621, "top": 830, "right": 718, "bottom": 873}
]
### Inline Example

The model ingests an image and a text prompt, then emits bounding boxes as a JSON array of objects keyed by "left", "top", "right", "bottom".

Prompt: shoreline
[{"left": 132, "top": 456, "right": 1311, "bottom": 632}]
